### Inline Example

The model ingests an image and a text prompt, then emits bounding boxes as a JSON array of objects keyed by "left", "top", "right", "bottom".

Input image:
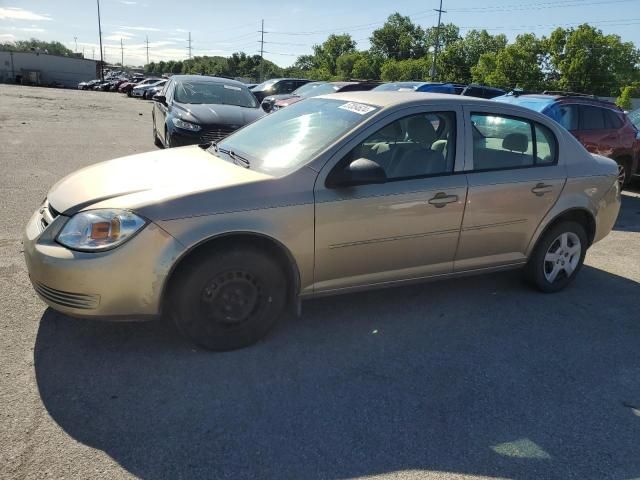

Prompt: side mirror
[
  {"left": 261, "top": 100, "right": 271, "bottom": 113},
  {"left": 329, "top": 158, "right": 387, "bottom": 188},
  {"left": 152, "top": 94, "right": 167, "bottom": 105}
]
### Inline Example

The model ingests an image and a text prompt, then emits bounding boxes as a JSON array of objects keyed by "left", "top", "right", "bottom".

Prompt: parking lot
[{"left": 1, "top": 84, "right": 639, "bottom": 479}]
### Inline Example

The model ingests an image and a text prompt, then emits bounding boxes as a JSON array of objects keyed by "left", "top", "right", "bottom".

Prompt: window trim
[
  {"left": 326, "top": 110, "right": 459, "bottom": 187},
  {"left": 469, "top": 111, "right": 559, "bottom": 173}
]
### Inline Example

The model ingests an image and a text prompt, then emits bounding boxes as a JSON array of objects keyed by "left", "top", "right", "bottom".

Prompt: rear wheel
[
  {"left": 615, "top": 158, "right": 631, "bottom": 186},
  {"left": 525, "top": 221, "right": 588, "bottom": 293},
  {"left": 170, "top": 247, "right": 287, "bottom": 351}
]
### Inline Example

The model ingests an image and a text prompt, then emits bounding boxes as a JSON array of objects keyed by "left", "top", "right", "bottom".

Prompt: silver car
[{"left": 24, "top": 92, "right": 621, "bottom": 350}]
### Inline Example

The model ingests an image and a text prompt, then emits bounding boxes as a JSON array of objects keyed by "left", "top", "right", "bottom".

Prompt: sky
[{"left": 1, "top": 0, "right": 639, "bottom": 67}]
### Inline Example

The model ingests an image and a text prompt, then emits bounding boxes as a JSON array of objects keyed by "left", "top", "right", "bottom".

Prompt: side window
[
  {"left": 535, "top": 124, "right": 558, "bottom": 164},
  {"left": 603, "top": 109, "right": 623, "bottom": 129},
  {"left": 471, "top": 113, "right": 534, "bottom": 170},
  {"left": 579, "top": 105, "right": 605, "bottom": 130},
  {"left": 343, "top": 111, "right": 457, "bottom": 181},
  {"left": 556, "top": 104, "right": 579, "bottom": 131}
]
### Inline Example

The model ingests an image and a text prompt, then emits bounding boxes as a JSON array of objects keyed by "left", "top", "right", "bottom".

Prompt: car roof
[
  {"left": 318, "top": 91, "right": 507, "bottom": 109},
  {"left": 170, "top": 75, "right": 247, "bottom": 86},
  {"left": 502, "top": 92, "right": 619, "bottom": 108}
]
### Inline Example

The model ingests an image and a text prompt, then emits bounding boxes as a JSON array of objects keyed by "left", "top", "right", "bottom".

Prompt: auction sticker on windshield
[{"left": 339, "top": 102, "right": 377, "bottom": 115}]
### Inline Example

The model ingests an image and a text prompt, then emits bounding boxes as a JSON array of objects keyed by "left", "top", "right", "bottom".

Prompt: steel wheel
[
  {"left": 200, "top": 271, "right": 261, "bottom": 327},
  {"left": 543, "top": 232, "right": 581, "bottom": 283}
]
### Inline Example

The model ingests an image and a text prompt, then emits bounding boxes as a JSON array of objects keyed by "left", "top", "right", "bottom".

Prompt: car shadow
[
  {"left": 613, "top": 191, "right": 640, "bottom": 233},
  {"left": 34, "top": 266, "right": 640, "bottom": 479}
]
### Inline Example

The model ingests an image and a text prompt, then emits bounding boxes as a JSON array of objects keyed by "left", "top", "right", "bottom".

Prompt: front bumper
[
  {"left": 169, "top": 124, "right": 237, "bottom": 147},
  {"left": 23, "top": 204, "right": 185, "bottom": 319},
  {"left": 131, "top": 89, "right": 145, "bottom": 97}
]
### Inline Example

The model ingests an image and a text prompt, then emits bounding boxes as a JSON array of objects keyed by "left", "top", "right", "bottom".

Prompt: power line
[{"left": 448, "top": 0, "right": 639, "bottom": 13}]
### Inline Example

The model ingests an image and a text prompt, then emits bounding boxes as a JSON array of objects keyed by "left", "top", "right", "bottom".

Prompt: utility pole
[
  {"left": 74, "top": 36, "right": 78, "bottom": 53},
  {"left": 187, "top": 31, "right": 192, "bottom": 59},
  {"left": 145, "top": 35, "right": 150, "bottom": 65},
  {"left": 259, "top": 19, "right": 265, "bottom": 83},
  {"left": 96, "top": 0, "right": 104, "bottom": 80},
  {"left": 431, "top": 0, "right": 446, "bottom": 81},
  {"left": 120, "top": 38, "right": 124, "bottom": 67},
  {"left": 92, "top": 47, "right": 95, "bottom": 60}
]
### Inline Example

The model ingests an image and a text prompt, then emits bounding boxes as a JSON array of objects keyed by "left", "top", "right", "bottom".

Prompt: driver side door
[{"left": 312, "top": 106, "right": 468, "bottom": 294}]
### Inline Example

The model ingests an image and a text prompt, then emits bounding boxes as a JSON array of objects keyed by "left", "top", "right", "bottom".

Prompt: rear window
[
  {"left": 579, "top": 105, "right": 606, "bottom": 130},
  {"left": 603, "top": 109, "right": 623, "bottom": 129},
  {"left": 174, "top": 81, "right": 257, "bottom": 108}
]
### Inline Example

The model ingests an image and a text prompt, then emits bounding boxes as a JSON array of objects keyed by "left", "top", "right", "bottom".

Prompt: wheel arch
[
  {"left": 160, "top": 231, "right": 302, "bottom": 316},
  {"left": 527, "top": 207, "right": 596, "bottom": 258}
]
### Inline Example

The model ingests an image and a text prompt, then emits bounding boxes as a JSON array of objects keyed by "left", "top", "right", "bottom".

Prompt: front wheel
[
  {"left": 170, "top": 247, "right": 287, "bottom": 351},
  {"left": 525, "top": 221, "right": 588, "bottom": 293},
  {"left": 616, "top": 158, "right": 631, "bottom": 186}
]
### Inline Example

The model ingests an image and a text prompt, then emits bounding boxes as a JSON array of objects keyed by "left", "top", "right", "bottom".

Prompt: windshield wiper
[{"left": 219, "top": 147, "right": 250, "bottom": 168}]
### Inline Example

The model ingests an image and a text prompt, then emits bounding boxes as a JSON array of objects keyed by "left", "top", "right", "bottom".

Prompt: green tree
[
  {"left": 312, "top": 34, "right": 357, "bottom": 76},
  {"left": 370, "top": 13, "right": 427, "bottom": 60},
  {"left": 423, "top": 23, "right": 461, "bottom": 54},
  {"left": 616, "top": 85, "right": 637, "bottom": 110},
  {"left": 546, "top": 24, "right": 640, "bottom": 96},
  {"left": 381, "top": 58, "right": 430, "bottom": 81},
  {"left": 471, "top": 33, "right": 545, "bottom": 90},
  {"left": 0, "top": 38, "right": 73, "bottom": 56}
]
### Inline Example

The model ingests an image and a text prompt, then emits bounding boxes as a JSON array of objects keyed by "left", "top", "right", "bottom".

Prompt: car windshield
[
  {"left": 493, "top": 95, "right": 555, "bottom": 113},
  {"left": 215, "top": 98, "right": 379, "bottom": 175},
  {"left": 251, "top": 79, "right": 279, "bottom": 92},
  {"left": 174, "top": 81, "right": 257, "bottom": 107},
  {"left": 628, "top": 108, "right": 640, "bottom": 128}
]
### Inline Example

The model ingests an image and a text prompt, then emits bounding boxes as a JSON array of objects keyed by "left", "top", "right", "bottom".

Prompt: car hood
[
  {"left": 173, "top": 103, "right": 263, "bottom": 126},
  {"left": 47, "top": 146, "right": 272, "bottom": 217}
]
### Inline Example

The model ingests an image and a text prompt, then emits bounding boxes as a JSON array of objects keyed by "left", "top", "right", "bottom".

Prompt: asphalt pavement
[{"left": 1, "top": 84, "right": 639, "bottom": 480}]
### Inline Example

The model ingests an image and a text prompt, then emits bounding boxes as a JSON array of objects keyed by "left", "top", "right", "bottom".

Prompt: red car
[{"left": 495, "top": 91, "right": 640, "bottom": 185}]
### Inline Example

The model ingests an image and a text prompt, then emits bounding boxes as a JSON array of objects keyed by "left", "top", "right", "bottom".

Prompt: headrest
[
  {"left": 378, "top": 122, "right": 402, "bottom": 140},
  {"left": 502, "top": 133, "right": 529, "bottom": 153},
  {"left": 407, "top": 117, "right": 437, "bottom": 145}
]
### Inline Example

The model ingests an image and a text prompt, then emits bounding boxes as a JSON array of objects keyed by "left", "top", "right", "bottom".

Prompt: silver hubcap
[{"left": 544, "top": 232, "right": 581, "bottom": 283}]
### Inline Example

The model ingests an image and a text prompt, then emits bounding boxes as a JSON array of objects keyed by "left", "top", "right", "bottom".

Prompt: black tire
[
  {"left": 170, "top": 247, "right": 287, "bottom": 351},
  {"left": 525, "top": 221, "right": 588, "bottom": 293},
  {"left": 152, "top": 118, "right": 163, "bottom": 148}
]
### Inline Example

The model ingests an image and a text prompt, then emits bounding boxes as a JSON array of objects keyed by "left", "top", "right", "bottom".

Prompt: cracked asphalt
[{"left": 1, "top": 84, "right": 639, "bottom": 480}]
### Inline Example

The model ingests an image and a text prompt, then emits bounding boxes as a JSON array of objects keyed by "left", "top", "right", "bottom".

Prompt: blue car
[{"left": 373, "top": 81, "right": 464, "bottom": 94}]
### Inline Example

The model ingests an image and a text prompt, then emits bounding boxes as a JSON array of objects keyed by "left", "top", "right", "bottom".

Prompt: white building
[{"left": 0, "top": 50, "right": 99, "bottom": 88}]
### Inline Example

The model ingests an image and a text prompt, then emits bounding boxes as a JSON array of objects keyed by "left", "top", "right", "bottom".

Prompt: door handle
[
  {"left": 531, "top": 183, "right": 553, "bottom": 196},
  {"left": 428, "top": 192, "right": 458, "bottom": 208}
]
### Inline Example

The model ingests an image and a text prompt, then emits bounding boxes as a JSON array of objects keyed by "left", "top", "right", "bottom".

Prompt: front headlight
[
  {"left": 172, "top": 117, "right": 201, "bottom": 132},
  {"left": 56, "top": 209, "right": 146, "bottom": 252}
]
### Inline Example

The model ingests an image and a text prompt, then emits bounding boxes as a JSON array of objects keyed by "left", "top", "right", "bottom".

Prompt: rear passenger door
[{"left": 455, "top": 108, "right": 566, "bottom": 271}]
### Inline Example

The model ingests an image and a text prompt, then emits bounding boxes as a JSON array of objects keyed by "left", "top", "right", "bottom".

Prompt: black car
[
  {"left": 152, "top": 75, "right": 264, "bottom": 148},
  {"left": 260, "top": 80, "right": 381, "bottom": 113},
  {"left": 250, "top": 78, "right": 312, "bottom": 103}
]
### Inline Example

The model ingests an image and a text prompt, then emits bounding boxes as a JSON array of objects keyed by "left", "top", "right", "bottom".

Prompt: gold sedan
[{"left": 24, "top": 92, "right": 621, "bottom": 350}]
